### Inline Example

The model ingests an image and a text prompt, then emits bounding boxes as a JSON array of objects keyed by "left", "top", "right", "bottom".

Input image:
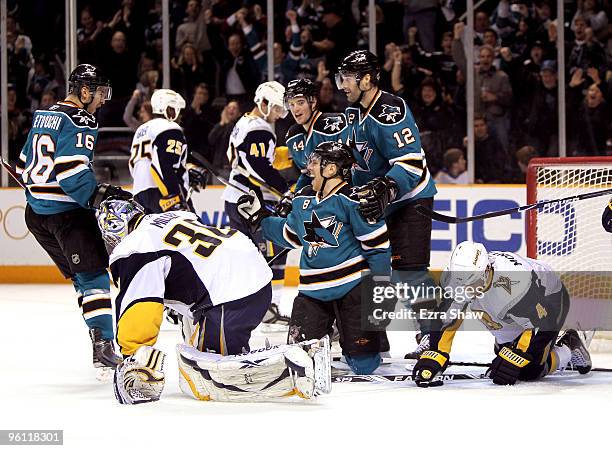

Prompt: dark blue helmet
[
  {"left": 284, "top": 78, "right": 319, "bottom": 107},
  {"left": 310, "top": 141, "right": 356, "bottom": 181},
  {"left": 335, "top": 50, "right": 380, "bottom": 89},
  {"left": 69, "top": 64, "right": 112, "bottom": 100}
]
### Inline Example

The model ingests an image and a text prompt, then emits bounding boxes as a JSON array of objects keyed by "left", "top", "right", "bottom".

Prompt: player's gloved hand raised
[
  {"left": 274, "top": 190, "right": 294, "bottom": 218},
  {"left": 188, "top": 165, "right": 208, "bottom": 192},
  {"left": 237, "top": 189, "right": 272, "bottom": 230},
  {"left": 488, "top": 346, "right": 531, "bottom": 385},
  {"left": 353, "top": 176, "right": 398, "bottom": 222},
  {"left": 413, "top": 350, "right": 449, "bottom": 387},
  {"left": 89, "top": 183, "right": 132, "bottom": 209}
]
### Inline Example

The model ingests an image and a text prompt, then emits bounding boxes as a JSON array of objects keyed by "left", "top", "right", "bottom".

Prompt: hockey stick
[
  {"left": 415, "top": 188, "right": 612, "bottom": 224},
  {"left": 0, "top": 156, "right": 26, "bottom": 189},
  {"left": 333, "top": 372, "right": 487, "bottom": 383}
]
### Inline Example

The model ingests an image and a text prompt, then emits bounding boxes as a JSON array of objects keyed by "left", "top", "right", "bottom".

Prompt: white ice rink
[{"left": 1, "top": 284, "right": 611, "bottom": 451}]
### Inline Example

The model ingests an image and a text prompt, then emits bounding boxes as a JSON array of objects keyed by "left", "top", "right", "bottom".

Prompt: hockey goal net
[{"left": 527, "top": 157, "right": 612, "bottom": 345}]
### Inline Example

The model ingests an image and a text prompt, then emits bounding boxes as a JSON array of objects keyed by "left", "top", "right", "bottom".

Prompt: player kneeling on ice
[
  {"left": 96, "top": 198, "right": 331, "bottom": 404},
  {"left": 413, "top": 241, "right": 592, "bottom": 387},
  {"left": 237, "top": 142, "right": 391, "bottom": 375}
]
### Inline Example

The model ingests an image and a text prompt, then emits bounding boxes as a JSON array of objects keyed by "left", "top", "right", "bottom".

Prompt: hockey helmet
[
  {"left": 284, "top": 78, "right": 319, "bottom": 109},
  {"left": 308, "top": 141, "right": 356, "bottom": 181},
  {"left": 97, "top": 198, "right": 145, "bottom": 250},
  {"left": 68, "top": 64, "right": 112, "bottom": 102},
  {"left": 254, "top": 81, "right": 288, "bottom": 119},
  {"left": 151, "top": 89, "right": 186, "bottom": 121},
  {"left": 447, "top": 241, "right": 490, "bottom": 288},
  {"left": 335, "top": 50, "right": 380, "bottom": 90}
]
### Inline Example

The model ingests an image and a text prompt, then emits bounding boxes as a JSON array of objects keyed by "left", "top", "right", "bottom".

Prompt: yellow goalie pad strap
[
  {"left": 420, "top": 350, "right": 448, "bottom": 366},
  {"left": 516, "top": 329, "right": 533, "bottom": 353},
  {"left": 159, "top": 195, "right": 181, "bottom": 211},
  {"left": 273, "top": 146, "right": 293, "bottom": 170},
  {"left": 117, "top": 302, "right": 165, "bottom": 356},
  {"left": 498, "top": 346, "right": 530, "bottom": 368}
]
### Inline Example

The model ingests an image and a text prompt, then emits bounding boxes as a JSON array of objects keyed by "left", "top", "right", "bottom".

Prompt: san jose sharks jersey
[
  {"left": 129, "top": 118, "right": 189, "bottom": 212},
  {"left": 286, "top": 111, "right": 349, "bottom": 190},
  {"left": 261, "top": 182, "right": 390, "bottom": 301},
  {"left": 345, "top": 90, "right": 437, "bottom": 213},
  {"left": 222, "top": 113, "right": 288, "bottom": 203},
  {"left": 433, "top": 252, "right": 566, "bottom": 355},
  {"left": 16, "top": 101, "right": 99, "bottom": 215},
  {"left": 109, "top": 210, "right": 272, "bottom": 355}
]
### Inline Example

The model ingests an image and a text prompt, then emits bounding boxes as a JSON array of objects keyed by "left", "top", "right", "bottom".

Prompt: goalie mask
[
  {"left": 97, "top": 198, "right": 145, "bottom": 250},
  {"left": 151, "top": 89, "right": 186, "bottom": 121}
]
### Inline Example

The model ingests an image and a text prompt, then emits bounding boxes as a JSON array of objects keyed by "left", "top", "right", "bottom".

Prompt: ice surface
[{"left": 1, "top": 284, "right": 611, "bottom": 451}]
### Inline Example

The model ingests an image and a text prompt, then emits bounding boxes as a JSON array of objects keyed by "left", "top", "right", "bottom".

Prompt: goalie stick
[
  {"left": 0, "top": 156, "right": 26, "bottom": 189},
  {"left": 414, "top": 187, "right": 612, "bottom": 223}
]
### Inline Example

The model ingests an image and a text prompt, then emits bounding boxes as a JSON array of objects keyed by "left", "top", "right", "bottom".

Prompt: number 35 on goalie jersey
[{"left": 109, "top": 211, "right": 272, "bottom": 355}]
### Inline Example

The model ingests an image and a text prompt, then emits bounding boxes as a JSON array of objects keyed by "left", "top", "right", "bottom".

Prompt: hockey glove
[
  {"left": 413, "top": 350, "right": 449, "bottom": 387},
  {"left": 114, "top": 346, "right": 166, "bottom": 405},
  {"left": 354, "top": 176, "right": 398, "bottom": 222},
  {"left": 188, "top": 165, "right": 208, "bottom": 192},
  {"left": 488, "top": 346, "right": 531, "bottom": 385},
  {"left": 89, "top": 183, "right": 132, "bottom": 209},
  {"left": 274, "top": 190, "right": 294, "bottom": 218},
  {"left": 602, "top": 198, "right": 612, "bottom": 233},
  {"left": 159, "top": 194, "right": 187, "bottom": 212},
  {"left": 237, "top": 190, "right": 272, "bottom": 231}
]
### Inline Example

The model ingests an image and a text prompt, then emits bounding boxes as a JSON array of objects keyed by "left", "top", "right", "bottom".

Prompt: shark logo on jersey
[
  {"left": 302, "top": 211, "right": 342, "bottom": 257},
  {"left": 349, "top": 128, "right": 372, "bottom": 172},
  {"left": 72, "top": 110, "right": 96, "bottom": 126},
  {"left": 378, "top": 104, "right": 402, "bottom": 122},
  {"left": 323, "top": 116, "right": 344, "bottom": 132},
  {"left": 493, "top": 276, "right": 520, "bottom": 295}
]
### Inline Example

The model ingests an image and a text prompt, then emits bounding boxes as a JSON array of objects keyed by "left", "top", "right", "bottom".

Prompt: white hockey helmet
[
  {"left": 96, "top": 198, "right": 145, "bottom": 250},
  {"left": 151, "top": 89, "right": 186, "bottom": 121},
  {"left": 447, "top": 241, "right": 490, "bottom": 288},
  {"left": 254, "top": 81, "right": 288, "bottom": 119}
]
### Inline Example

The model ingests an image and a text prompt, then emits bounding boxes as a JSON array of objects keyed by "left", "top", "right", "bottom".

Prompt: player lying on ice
[
  {"left": 412, "top": 241, "right": 592, "bottom": 387},
  {"left": 237, "top": 141, "right": 391, "bottom": 375},
  {"left": 96, "top": 198, "right": 331, "bottom": 404}
]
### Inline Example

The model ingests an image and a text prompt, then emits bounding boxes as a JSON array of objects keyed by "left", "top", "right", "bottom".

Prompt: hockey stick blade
[
  {"left": 0, "top": 156, "right": 26, "bottom": 189},
  {"left": 415, "top": 187, "right": 612, "bottom": 224}
]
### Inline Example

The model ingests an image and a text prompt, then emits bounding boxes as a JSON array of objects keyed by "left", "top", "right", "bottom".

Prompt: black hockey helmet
[
  {"left": 335, "top": 50, "right": 380, "bottom": 90},
  {"left": 69, "top": 64, "right": 112, "bottom": 103},
  {"left": 310, "top": 141, "right": 356, "bottom": 181},
  {"left": 284, "top": 78, "right": 319, "bottom": 107}
]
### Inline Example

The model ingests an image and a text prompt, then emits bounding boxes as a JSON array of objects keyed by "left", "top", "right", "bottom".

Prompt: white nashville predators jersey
[
  {"left": 466, "top": 252, "right": 563, "bottom": 344},
  {"left": 222, "top": 113, "right": 287, "bottom": 203},
  {"left": 129, "top": 118, "right": 189, "bottom": 198},
  {"left": 109, "top": 211, "right": 273, "bottom": 321}
]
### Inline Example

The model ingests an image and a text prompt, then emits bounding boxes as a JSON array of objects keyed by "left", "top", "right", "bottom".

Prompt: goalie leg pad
[{"left": 114, "top": 346, "right": 166, "bottom": 405}]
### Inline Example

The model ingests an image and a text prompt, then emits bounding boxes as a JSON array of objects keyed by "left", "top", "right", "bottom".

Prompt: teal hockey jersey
[
  {"left": 17, "top": 101, "right": 99, "bottom": 215},
  {"left": 286, "top": 111, "right": 349, "bottom": 190},
  {"left": 261, "top": 182, "right": 390, "bottom": 301},
  {"left": 345, "top": 90, "right": 437, "bottom": 214}
]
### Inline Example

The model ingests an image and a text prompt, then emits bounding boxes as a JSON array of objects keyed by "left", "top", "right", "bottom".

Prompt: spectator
[
  {"left": 171, "top": 43, "right": 207, "bottom": 102},
  {"left": 568, "top": 15, "right": 607, "bottom": 77},
  {"left": 318, "top": 77, "right": 344, "bottom": 113},
  {"left": 471, "top": 115, "right": 509, "bottom": 184},
  {"left": 403, "top": 0, "right": 439, "bottom": 52},
  {"left": 525, "top": 60, "right": 559, "bottom": 156},
  {"left": 98, "top": 30, "right": 138, "bottom": 99},
  {"left": 123, "top": 90, "right": 153, "bottom": 130},
  {"left": 572, "top": 82, "right": 610, "bottom": 155},
  {"left": 391, "top": 45, "right": 430, "bottom": 104},
  {"left": 183, "top": 84, "right": 218, "bottom": 159},
  {"left": 513, "top": 145, "right": 538, "bottom": 183},
  {"left": 312, "top": 2, "right": 356, "bottom": 70},
  {"left": 434, "top": 148, "right": 468, "bottom": 184},
  {"left": 175, "top": 0, "right": 211, "bottom": 55},
  {"left": 571, "top": 0, "right": 609, "bottom": 36},
  {"left": 7, "top": 86, "right": 30, "bottom": 161},
  {"left": 453, "top": 22, "right": 513, "bottom": 154},
  {"left": 207, "top": 100, "right": 241, "bottom": 176},
  {"left": 77, "top": 6, "right": 104, "bottom": 62},
  {"left": 39, "top": 90, "right": 57, "bottom": 110}
]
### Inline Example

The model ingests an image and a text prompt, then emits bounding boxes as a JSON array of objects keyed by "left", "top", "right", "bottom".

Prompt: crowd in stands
[{"left": 5, "top": 0, "right": 612, "bottom": 184}]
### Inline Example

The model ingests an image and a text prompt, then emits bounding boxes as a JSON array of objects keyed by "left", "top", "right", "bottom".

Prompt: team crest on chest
[
  {"left": 302, "top": 210, "right": 343, "bottom": 257},
  {"left": 493, "top": 276, "right": 519, "bottom": 295},
  {"left": 72, "top": 110, "right": 96, "bottom": 125},
  {"left": 378, "top": 104, "right": 402, "bottom": 122},
  {"left": 323, "top": 116, "right": 344, "bottom": 132}
]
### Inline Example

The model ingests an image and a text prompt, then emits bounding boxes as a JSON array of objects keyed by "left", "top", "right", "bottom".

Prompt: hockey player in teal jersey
[
  {"left": 284, "top": 79, "right": 349, "bottom": 193},
  {"left": 336, "top": 50, "right": 438, "bottom": 357},
  {"left": 237, "top": 141, "right": 390, "bottom": 375},
  {"left": 15, "top": 64, "right": 131, "bottom": 378}
]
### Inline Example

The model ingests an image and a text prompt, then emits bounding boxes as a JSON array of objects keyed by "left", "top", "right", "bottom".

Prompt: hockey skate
[
  {"left": 89, "top": 328, "right": 122, "bottom": 381},
  {"left": 404, "top": 333, "right": 430, "bottom": 359},
  {"left": 556, "top": 329, "right": 592, "bottom": 374}
]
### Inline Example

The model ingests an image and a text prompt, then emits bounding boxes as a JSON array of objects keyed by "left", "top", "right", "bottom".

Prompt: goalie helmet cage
[{"left": 527, "top": 157, "right": 612, "bottom": 344}]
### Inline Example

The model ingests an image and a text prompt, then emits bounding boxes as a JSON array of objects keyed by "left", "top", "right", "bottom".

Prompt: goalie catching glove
[
  {"left": 114, "top": 346, "right": 166, "bottom": 405},
  {"left": 488, "top": 346, "right": 532, "bottom": 386},
  {"left": 237, "top": 189, "right": 272, "bottom": 230},
  {"left": 412, "top": 350, "right": 449, "bottom": 387},
  {"left": 353, "top": 176, "right": 398, "bottom": 222}
]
